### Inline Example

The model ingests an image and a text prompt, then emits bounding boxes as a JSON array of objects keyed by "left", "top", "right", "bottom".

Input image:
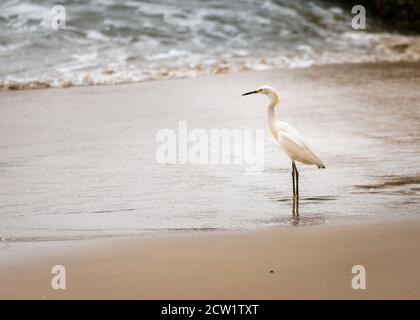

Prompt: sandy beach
[
  {"left": 1, "top": 218, "right": 420, "bottom": 299},
  {"left": 0, "top": 62, "right": 420, "bottom": 299}
]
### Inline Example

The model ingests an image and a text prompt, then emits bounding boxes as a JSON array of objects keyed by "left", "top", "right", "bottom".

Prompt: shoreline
[
  {"left": 1, "top": 60, "right": 420, "bottom": 92},
  {"left": 1, "top": 217, "right": 420, "bottom": 299},
  {"left": 0, "top": 207, "right": 416, "bottom": 243}
]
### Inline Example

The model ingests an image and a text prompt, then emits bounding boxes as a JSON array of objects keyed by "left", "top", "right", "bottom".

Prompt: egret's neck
[{"left": 267, "top": 94, "right": 279, "bottom": 137}]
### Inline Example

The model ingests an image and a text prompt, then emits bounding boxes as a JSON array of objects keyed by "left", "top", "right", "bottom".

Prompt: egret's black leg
[
  {"left": 295, "top": 164, "right": 299, "bottom": 199},
  {"left": 292, "top": 161, "right": 300, "bottom": 217},
  {"left": 291, "top": 161, "right": 296, "bottom": 198}
]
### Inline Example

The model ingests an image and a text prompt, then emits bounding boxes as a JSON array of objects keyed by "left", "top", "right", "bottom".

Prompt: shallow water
[
  {"left": 0, "top": 63, "right": 419, "bottom": 241},
  {"left": 1, "top": 0, "right": 420, "bottom": 89}
]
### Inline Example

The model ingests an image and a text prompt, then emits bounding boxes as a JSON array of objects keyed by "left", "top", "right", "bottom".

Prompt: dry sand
[{"left": 1, "top": 218, "right": 420, "bottom": 299}]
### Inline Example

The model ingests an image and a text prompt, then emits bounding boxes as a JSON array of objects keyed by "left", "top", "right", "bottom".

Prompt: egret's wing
[
  {"left": 276, "top": 122, "right": 325, "bottom": 168},
  {"left": 276, "top": 122, "right": 306, "bottom": 146}
]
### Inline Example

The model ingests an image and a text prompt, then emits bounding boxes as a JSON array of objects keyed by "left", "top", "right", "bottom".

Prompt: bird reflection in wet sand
[
  {"left": 268, "top": 195, "right": 333, "bottom": 226},
  {"left": 290, "top": 201, "right": 330, "bottom": 226},
  {"left": 292, "top": 197, "right": 300, "bottom": 225}
]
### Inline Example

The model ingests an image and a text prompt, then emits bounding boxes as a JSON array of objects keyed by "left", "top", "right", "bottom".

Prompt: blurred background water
[{"left": 1, "top": 0, "right": 420, "bottom": 89}]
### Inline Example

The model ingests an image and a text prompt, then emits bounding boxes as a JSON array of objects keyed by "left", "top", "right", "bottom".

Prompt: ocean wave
[
  {"left": 0, "top": 0, "right": 420, "bottom": 90},
  {"left": 2, "top": 32, "right": 419, "bottom": 91}
]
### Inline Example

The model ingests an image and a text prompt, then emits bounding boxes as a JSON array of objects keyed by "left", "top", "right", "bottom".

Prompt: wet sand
[
  {"left": 1, "top": 218, "right": 420, "bottom": 299},
  {"left": 0, "top": 62, "right": 420, "bottom": 299},
  {"left": 1, "top": 62, "right": 420, "bottom": 240}
]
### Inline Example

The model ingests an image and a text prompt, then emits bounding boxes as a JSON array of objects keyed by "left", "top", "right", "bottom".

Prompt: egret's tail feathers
[
  {"left": 315, "top": 158, "right": 326, "bottom": 169},
  {"left": 313, "top": 156, "right": 325, "bottom": 169}
]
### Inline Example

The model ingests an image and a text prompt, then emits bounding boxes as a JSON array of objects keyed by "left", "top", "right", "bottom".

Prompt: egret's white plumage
[
  {"left": 242, "top": 85, "right": 325, "bottom": 199},
  {"left": 272, "top": 121, "right": 325, "bottom": 168}
]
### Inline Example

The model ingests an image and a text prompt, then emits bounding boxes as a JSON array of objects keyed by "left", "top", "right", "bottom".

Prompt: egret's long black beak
[{"left": 242, "top": 90, "right": 258, "bottom": 96}]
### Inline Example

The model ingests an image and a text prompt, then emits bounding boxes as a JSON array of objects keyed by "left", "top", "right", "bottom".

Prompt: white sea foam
[{"left": 0, "top": 0, "right": 419, "bottom": 90}]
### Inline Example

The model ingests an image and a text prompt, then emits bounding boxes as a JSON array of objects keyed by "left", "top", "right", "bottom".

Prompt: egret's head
[{"left": 242, "top": 85, "right": 278, "bottom": 101}]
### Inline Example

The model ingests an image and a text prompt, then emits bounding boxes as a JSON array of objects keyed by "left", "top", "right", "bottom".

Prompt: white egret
[{"left": 242, "top": 86, "right": 325, "bottom": 199}]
